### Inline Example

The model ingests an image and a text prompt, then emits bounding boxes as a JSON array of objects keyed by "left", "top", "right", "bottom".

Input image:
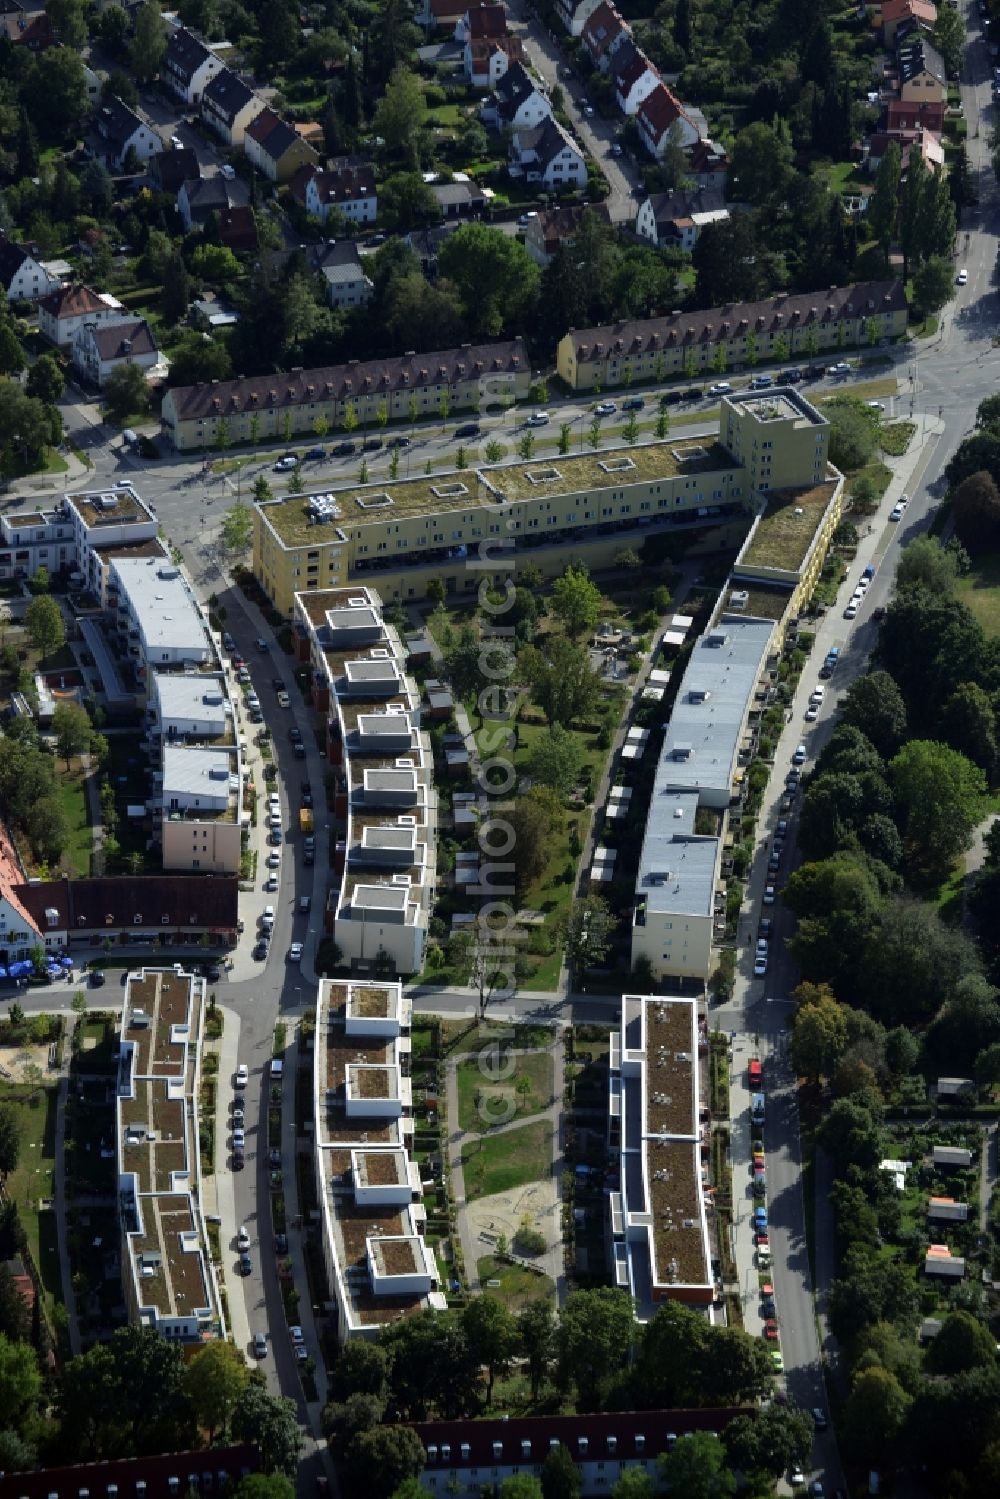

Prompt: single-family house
[
  {"left": 72, "top": 319, "right": 160, "bottom": 388},
  {"left": 149, "top": 148, "right": 201, "bottom": 195},
  {"left": 418, "top": 0, "right": 467, "bottom": 26},
  {"left": 932, "top": 1145, "right": 973, "bottom": 1168},
  {"left": 610, "top": 38, "right": 660, "bottom": 116},
  {"left": 884, "top": 97, "right": 946, "bottom": 133},
  {"left": 163, "top": 24, "right": 225, "bottom": 105},
  {"left": 96, "top": 97, "right": 161, "bottom": 172},
  {"left": 0, "top": 233, "right": 61, "bottom": 304},
  {"left": 177, "top": 176, "right": 236, "bottom": 233},
  {"left": 244, "top": 108, "right": 320, "bottom": 182},
  {"left": 898, "top": 37, "right": 948, "bottom": 103},
  {"left": 686, "top": 137, "right": 728, "bottom": 188},
  {"left": 430, "top": 178, "right": 488, "bottom": 217},
  {"left": 636, "top": 83, "right": 701, "bottom": 159},
  {"left": 509, "top": 117, "right": 587, "bottom": 189},
  {"left": 555, "top": 0, "right": 606, "bottom": 37},
  {"left": 927, "top": 1197, "right": 969, "bottom": 1223},
  {"left": 319, "top": 243, "right": 374, "bottom": 309},
  {"left": 305, "top": 164, "right": 378, "bottom": 225},
  {"left": 481, "top": 60, "right": 551, "bottom": 131},
  {"left": 881, "top": 0, "right": 938, "bottom": 46},
  {"left": 866, "top": 127, "right": 945, "bottom": 175},
  {"left": 201, "top": 67, "right": 266, "bottom": 147},
  {"left": 936, "top": 1076, "right": 977, "bottom": 1100},
  {"left": 459, "top": 3, "right": 524, "bottom": 87},
  {"left": 217, "top": 205, "right": 259, "bottom": 253},
  {"left": 0, "top": 6, "right": 53, "bottom": 48},
  {"left": 37, "top": 283, "right": 126, "bottom": 347},
  {"left": 582, "top": 1, "right": 629, "bottom": 72},
  {"left": 524, "top": 202, "right": 611, "bottom": 265},
  {"left": 635, "top": 187, "right": 729, "bottom": 250}
]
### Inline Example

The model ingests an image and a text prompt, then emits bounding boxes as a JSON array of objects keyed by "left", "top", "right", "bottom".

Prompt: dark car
[
  {"left": 362, "top": 437, "right": 383, "bottom": 451},
  {"left": 269, "top": 1148, "right": 282, "bottom": 1168},
  {"left": 301, "top": 788, "right": 313, "bottom": 808},
  {"left": 206, "top": 964, "right": 222, "bottom": 982},
  {"left": 622, "top": 397, "right": 644, "bottom": 411},
  {"left": 274, "top": 1232, "right": 288, "bottom": 1254},
  {"left": 293, "top": 743, "right": 306, "bottom": 759},
  {"left": 239, "top": 1252, "right": 252, "bottom": 1275},
  {"left": 289, "top": 727, "right": 302, "bottom": 743},
  {"left": 304, "top": 447, "right": 325, "bottom": 461},
  {"left": 272, "top": 677, "right": 283, "bottom": 692},
  {"left": 387, "top": 435, "right": 410, "bottom": 448},
  {"left": 90, "top": 969, "right": 106, "bottom": 987},
  {"left": 662, "top": 390, "right": 683, "bottom": 405},
  {"left": 332, "top": 440, "right": 356, "bottom": 456},
  {"left": 783, "top": 367, "right": 803, "bottom": 382},
  {"left": 454, "top": 422, "right": 481, "bottom": 439},
  {"left": 253, "top": 940, "right": 268, "bottom": 960},
  {"left": 232, "top": 1150, "right": 245, "bottom": 1170}
]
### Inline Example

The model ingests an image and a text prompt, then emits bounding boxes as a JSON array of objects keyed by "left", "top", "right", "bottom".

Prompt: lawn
[
  {"left": 477, "top": 1254, "right": 555, "bottom": 1310},
  {"left": 878, "top": 421, "right": 916, "bottom": 457},
  {"left": 461, "top": 1120, "right": 554, "bottom": 1200},
  {"left": 55, "top": 767, "right": 92, "bottom": 878},
  {"left": 0, "top": 1081, "right": 62, "bottom": 1318},
  {"left": 457, "top": 1049, "right": 554, "bottom": 1134},
  {"left": 957, "top": 548, "right": 1000, "bottom": 636}
]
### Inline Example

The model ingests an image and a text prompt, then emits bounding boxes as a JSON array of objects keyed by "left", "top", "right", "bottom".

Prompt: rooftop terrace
[{"left": 739, "top": 480, "right": 839, "bottom": 574}]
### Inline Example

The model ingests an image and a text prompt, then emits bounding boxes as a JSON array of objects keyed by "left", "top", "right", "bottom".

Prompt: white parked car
[
  {"left": 263, "top": 874, "right": 278, "bottom": 892},
  {"left": 268, "top": 813, "right": 282, "bottom": 830},
  {"left": 261, "top": 905, "right": 275, "bottom": 930},
  {"left": 277, "top": 691, "right": 290, "bottom": 708},
  {"left": 594, "top": 401, "right": 617, "bottom": 416},
  {"left": 844, "top": 601, "right": 859, "bottom": 619},
  {"left": 754, "top": 955, "right": 768, "bottom": 977},
  {"left": 288, "top": 942, "right": 303, "bottom": 963},
  {"left": 232, "top": 1127, "right": 245, "bottom": 1148},
  {"left": 289, "top": 1325, "right": 305, "bottom": 1346},
  {"left": 273, "top": 456, "right": 296, "bottom": 472},
  {"left": 709, "top": 381, "right": 733, "bottom": 396},
  {"left": 527, "top": 410, "right": 550, "bottom": 427},
  {"left": 763, "top": 884, "right": 776, "bottom": 905},
  {"left": 235, "top": 1063, "right": 249, "bottom": 1088},
  {"left": 890, "top": 502, "right": 905, "bottom": 521},
  {"left": 266, "top": 852, "right": 281, "bottom": 868},
  {"left": 957, "top": 268, "right": 968, "bottom": 284},
  {"left": 809, "top": 685, "right": 826, "bottom": 705},
  {"left": 237, "top": 1224, "right": 250, "bottom": 1250}
]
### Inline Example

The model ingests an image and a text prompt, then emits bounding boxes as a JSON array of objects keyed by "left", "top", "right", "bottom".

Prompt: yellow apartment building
[{"left": 555, "top": 280, "right": 908, "bottom": 391}]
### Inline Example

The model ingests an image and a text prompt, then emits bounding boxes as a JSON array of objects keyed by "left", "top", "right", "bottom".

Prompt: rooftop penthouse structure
[
  {"left": 313, "top": 977, "right": 444, "bottom": 1340},
  {"left": 116, "top": 966, "right": 223, "bottom": 1342},
  {"left": 608, "top": 994, "right": 714, "bottom": 1314},
  {"left": 294, "top": 586, "right": 436, "bottom": 976}
]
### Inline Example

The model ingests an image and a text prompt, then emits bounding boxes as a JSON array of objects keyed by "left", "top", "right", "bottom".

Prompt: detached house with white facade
[
  {"left": 163, "top": 24, "right": 224, "bottom": 105},
  {"left": 458, "top": 3, "right": 525, "bottom": 87},
  {"left": 610, "top": 38, "right": 659, "bottom": 116},
  {"left": 96, "top": 96, "right": 160, "bottom": 172},
  {"left": 481, "top": 60, "right": 551, "bottom": 131},
  {"left": 637, "top": 83, "right": 701, "bottom": 159},
  {"left": 305, "top": 163, "right": 378, "bottom": 225},
  {"left": 556, "top": 0, "right": 606, "bottom": 36},
  {"left": 38, "top": 283, "right": 126, "bottom": 347},
  {"left": 0, "top": 233, "right": 61, "bottom": 304},
  {"left": 201, "top": 67, "right": 265, "bottom": 147},
  {"left": 319, "top": 243, "right": 374, "bottom": 309},
  {"left": 73, "top": 319, "right": 160, "bottom": 388},
  {"left": 582, "top": 1, "right": 629, "bottom": 71},
  {"left": 509, "top": 117, "right": 587, "bottom": 190}
]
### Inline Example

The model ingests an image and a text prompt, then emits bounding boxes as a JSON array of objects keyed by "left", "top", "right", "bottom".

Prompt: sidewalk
[
  {"left": 203, "top": 1006, "right": 250, "bottom": 1351},
  {"left": 53, "top": 1014, "right": 83, "bottom": 1357},
  {"left": 281, "top": 1023, "right": 329, "bottom": 1429}
]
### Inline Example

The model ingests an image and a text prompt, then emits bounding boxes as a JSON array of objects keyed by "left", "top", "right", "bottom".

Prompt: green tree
[
  {"left": 556, "top": 1287, "right": 635, "bottom": 1409},
  {"left": 914, "top": 255, "right": 955, "bottom": 317},
  {"left": 841, "top": 1367, "right": 911, "bottom": 1463},
  {"left": 347, "top": 1425, "right": 426, "bottom": 1499},
  {"left": 658, "top": 1432, "right": 735, "bottom": 1499},
  {"left": 722, "top": 1404, "right": 813, "bottom": 1479},
  {"left": 25, "top": 594, "right": 64, "bottom": 659},
  {"left": 0, "top": 1334, "right": 40, "bottom": 1432},
  {"left": 181, "top": 1340, "right": 249, "bottom": 1443},
  {"left": 462, "top": 1296, "right": 518, "bottom": 1404},
  {"left": 550, "top": 565, "right": 602, "bottom": 638},
  {"left": 612, "top": 1473, "right": 653, "bottom": 1499},
  {"left": 103, "top": 364, "right": 150, "bottom": 424},
  {"left": 562, "top": 894, "right": 615, "bottom": 976},
  {"left": 325, "top": 1339, "right": 390, "bottom": 1404},
  {"left": 220, "top": 502, "right": 254, "bottom": 561},
  {"left": 166, "top": 333, "right": 232, "bottom": 388},
  {"left": 130, "top": 1, "right": 167, "bottom": 82},
  {"left": 519, "top": 1300, "right": 555, "bottom": 1400},
  {"left": 25, "top": 355, "right": 64, "bottom": 404},
  {"left": 0, "top": 1106, "right": 21, "bottom": 1176},
  {"left": 53, "top": 701, "right": 91, "bottom": 768},
  {"left": 838, "top": 670, "right": 908, "bottom": 758},
  {"left": 825, "top": 397, "right": 877, "bottom": 471},
  {"left": 926, "top": 1310, "right": 998, "bottom": 1375},
  {"left": 500, "top": 1480, "right": 543, "bottom": 1499},
  {"left": 952, "top": 470, "right": 1000, "bottom": 554},
  {"left": 868, "top": 140, "right": 902, "bottom": 261},
  {"left": 162, "top": 254, "right": 191, "bottom": 325},
  {"left": 231, "top": 1385, "right": 303, "bottom": 1476},
  {"left": 541, "top": 1444, "right": 581, "bottom": 1499},
  {"left": 378, "top": 174, "right": 440, "bottom": 232},
  {"left": 519, "top": 636, "right": 601, "bottom": 728},
  {"left": 232, "top": 1478, "right": 294, "bottom": 1499},
  {"left": 518, "top": 432, "right": 536, "bottom": 461},
  {"left": 191, "top": 243, "right": 240, "bottom": 283},
  {"left": 791, "top": 994, "right": 849, "bottom": 1083},
  {"left": 374, "top": 66, "right": 427, "bottom": 168},
  {"left": 726, "top": 121, "right": 793, "bottom": 206},
  {"left": 438, "top": 224, "right": 540, "bottom": 338},
  {"left": 507, "top": 790, "right": 561, "bottom": 891},
  {"left": 933, "top": 5, "right": 966, "bottom": 73},
  {"left": 526, "top": 724, "right": 583, "bottom": 794},
  {"left": 890, "top": 739, "right": 986, "bottom": 878},
  {"left": 0, "top": 319, "right": 26, "bottom": 378}
]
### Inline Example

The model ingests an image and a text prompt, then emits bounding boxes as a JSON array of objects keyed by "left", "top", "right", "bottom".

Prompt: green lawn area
[
  {"left": 457, "top": 1049, "right": 554, "bottom": 1134},
  {"left": 814, "top": 158, "right": 868, "bottom": 197},
  {"left": 461, "top": 1120, "right": 553, "bottom": 1200},
  {"left": 1, "top": 446, "right": 68, "bottom": 480},
  {"left": 477, "top": 1254, "right": 555, "bottom": 1310},
  {"left": 0, "top": 1082, "right": 62, "bottom": 1319},
  {"left": 55, "top": 767, "right": 92, "bottom": 878},
  {"left": 878, "top": 421, "right": 916, "bottom": 457},
  {"left": 957, "top": 549, "right": 1000, "bottom": 636}
]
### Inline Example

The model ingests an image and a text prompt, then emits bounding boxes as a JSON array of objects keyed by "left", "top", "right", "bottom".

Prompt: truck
[{"left": 299, "top": 807, "right": 314, "bottom": 835}]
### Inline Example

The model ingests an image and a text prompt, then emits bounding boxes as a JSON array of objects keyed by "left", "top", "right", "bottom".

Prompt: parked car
[
  {"left": 304, "top": 447, "right": 326, "bottom": 461},
  {"left": 594, "top": 401, "right": 617, "bottom": 416},
  {"left": 288, "top": 942, "right": 303, "bottom": 963},
  {"left": 622, "top": 397, "right": 644, "bottom": 411},
  {"left": 763, "top": 884, "right": 776, "bottom": 905},
  {"left": 273, "top": 456, "right": 296, "bottom": 472},
  {"left": 332, "top": 441, "right": 356, "bottom": 456},
  {"left": 709, "top": 382, "right": 733, "bottom": 396},
  {"left": 235, "top": 1063, "right": 249, "bottom": 1087},
  {"left": 527, "top": 411, "right": 550, "bottom": 427},
  {"left": 237, "top": 1224, "right": 250, "bottom": 1250},
  {"left": 455, "top": 422, "right": 481, "bottom": 439},
  {"left": 253, "top": 1333, "right": 267, "bottom": 1359},
  {"left": 90, "top": 969, "right": 106, "bottom": 987}
]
